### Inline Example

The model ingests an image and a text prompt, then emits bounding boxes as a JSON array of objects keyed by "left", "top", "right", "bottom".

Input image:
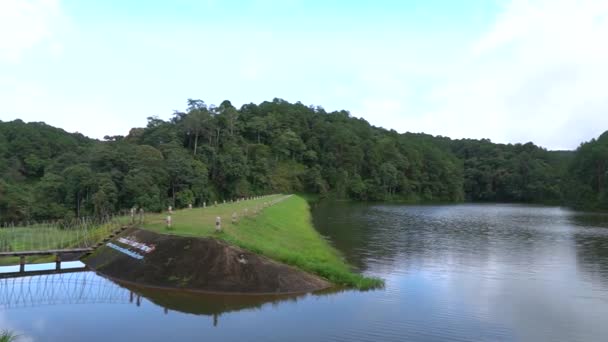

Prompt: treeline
[
  {"left": 562, "top": 131, "right": 608, "bottom": 210},
  {"left": 0, "top": 98, "right": 606, "bottom": 221}
]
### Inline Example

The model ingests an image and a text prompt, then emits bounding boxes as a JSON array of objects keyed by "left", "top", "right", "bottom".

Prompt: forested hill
[{"left": 0, "top": 98, "right": 606, "bottom": 221}]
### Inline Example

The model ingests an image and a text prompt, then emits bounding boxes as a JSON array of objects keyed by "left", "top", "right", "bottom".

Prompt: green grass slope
[{"left": 142, "top": 195, "right": 383, "bottom": 290}]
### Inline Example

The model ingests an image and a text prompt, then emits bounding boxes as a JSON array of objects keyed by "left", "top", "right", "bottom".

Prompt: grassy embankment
[{"left": 142, "top": 194, "right": 383, "bottom": 290}]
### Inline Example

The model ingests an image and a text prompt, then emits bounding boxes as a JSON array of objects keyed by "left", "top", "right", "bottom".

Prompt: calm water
[{"left": 2, "top": 203, "right": 608, "bottom": 341}]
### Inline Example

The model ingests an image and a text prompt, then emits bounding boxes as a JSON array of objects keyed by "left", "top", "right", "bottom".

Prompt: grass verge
[{"left": 142, "top": 194, "right": 383, "bottom": 290}]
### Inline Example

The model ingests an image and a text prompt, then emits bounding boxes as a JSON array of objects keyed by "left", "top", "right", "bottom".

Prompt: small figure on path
[
  {"left": 166, "top": 215, "right": 172, "bottom": 229},
  {"left": 203, "top": 201, "right": 206, "bottom": 208},
  {"left": 168, "top": 205, "right": 173, "bottom": 214},
  {"left": 215, "top": 216, "right": 222, "bottom": 232},
  {"left": 214, "top": 201, "right": 218, "bottom": 207},
  {"left": 188, "top": 203, "right": 192, "bottom": 209}
]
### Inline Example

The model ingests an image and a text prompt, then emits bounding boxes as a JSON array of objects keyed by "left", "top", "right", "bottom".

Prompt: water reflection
[
  {"left": 111, "top": 279, "right": 337, "bottom": 319},
  {"left": 568, "top": 213, "right": 608, "bottom": 285},
  {"left": 0, "top": 267, "right": 335, "bottom": 320},
  {"left": 313, "top": 202, "right": 608, "bottom": 281},
  {"left": 3, "top": 203, "right": 608, "bottom": 341},
  {"left": 312, "top": 202, "right": 608, "bottom": 341},
  {"left": 0, "top": 267, "right": 128, "bottom": 309},
  {"left": 0, "top": 267, "right": 349, "bottom": 341}
]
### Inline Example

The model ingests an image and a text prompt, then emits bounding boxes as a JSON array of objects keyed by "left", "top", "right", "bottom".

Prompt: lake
[{"left": 2, "top": 203, "right": 608, "bottom": 341}]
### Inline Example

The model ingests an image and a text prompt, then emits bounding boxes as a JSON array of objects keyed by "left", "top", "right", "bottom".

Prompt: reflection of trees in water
[
  {"left": 569, "top": 212, "right": 608, "bottom": 229},
  {"left": 569, "top": 212, "right": 608, "bottom": 285},
  {"left": 312, "top": 201, "right": 388, "bottom": 271},
  {"left": 312, "top": 202, "right": 561, "bottom": 274},
  {"left": 573, "top": 233, "right": 608, "bottom": 284}
]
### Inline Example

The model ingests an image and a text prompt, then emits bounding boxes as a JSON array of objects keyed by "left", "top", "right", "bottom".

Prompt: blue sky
[{"left": 1, "top": 0, "right": 607, "bottom": 149}]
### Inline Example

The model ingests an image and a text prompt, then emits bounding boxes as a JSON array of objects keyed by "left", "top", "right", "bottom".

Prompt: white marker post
[{"left": 215, "top": 216, "right": 222, "bottom": 232}]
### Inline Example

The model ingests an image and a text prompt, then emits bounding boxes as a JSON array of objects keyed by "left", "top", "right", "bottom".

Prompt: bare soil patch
[{"left": 84, "top": 228, "right": 331, "bottom": 294}]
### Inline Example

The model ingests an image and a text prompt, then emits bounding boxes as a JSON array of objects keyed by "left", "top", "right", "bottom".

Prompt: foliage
[
  {"left": 0, "top": 330, "right": 18, "bottom": 342},
  {"left": 564, "top": 132, "right": 608, "bottom": 210},
  {"left": 0, "top": 99, "right": 604, "bottom": 221}
]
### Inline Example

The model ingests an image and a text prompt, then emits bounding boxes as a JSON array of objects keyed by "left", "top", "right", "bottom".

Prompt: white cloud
[
  {"left": 353, "top": 0, "right": 608, "bottom": 149},
  {"left": 441, "top": 0, "right": 608, "bottom": 149},
  {"left": 0, "top": 0, "right": 63, "bottom": 62},
  {"left": 2, "top": 0, "right": 606, "bottom": 150}
]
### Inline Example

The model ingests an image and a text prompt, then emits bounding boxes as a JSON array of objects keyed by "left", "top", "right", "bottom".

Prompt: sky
[{"left": 1, "top": 0, "right": 607, "bottom": 150}]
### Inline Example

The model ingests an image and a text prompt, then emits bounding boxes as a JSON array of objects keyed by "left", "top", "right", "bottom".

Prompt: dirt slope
[{"left": 84, "top": 228, "right": 331, "bottom": 294}]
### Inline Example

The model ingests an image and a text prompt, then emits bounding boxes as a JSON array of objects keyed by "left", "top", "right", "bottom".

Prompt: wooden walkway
[
  {"left": 0, "top": 226, "right": 130, "bottom": 272},
  {"left": 0, "top": 248, "right": 94, "bottom": 257}
]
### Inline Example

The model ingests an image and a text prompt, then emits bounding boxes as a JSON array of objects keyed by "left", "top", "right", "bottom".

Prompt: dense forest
[{"left": 0, "top": 98, "right": 606, "bottom": 221}]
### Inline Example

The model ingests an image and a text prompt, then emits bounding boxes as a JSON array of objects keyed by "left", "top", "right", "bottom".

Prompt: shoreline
[{"left": 85, "top": 194, "right": 383, "bottom": 292}]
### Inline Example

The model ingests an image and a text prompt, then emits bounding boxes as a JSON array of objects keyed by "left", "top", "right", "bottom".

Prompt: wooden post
[
  {"left": 19, "top": 256, "right": 25, "bottom": 272},
  {"left": 55, "top": 254, "right": 61, "bottom": 270}
]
